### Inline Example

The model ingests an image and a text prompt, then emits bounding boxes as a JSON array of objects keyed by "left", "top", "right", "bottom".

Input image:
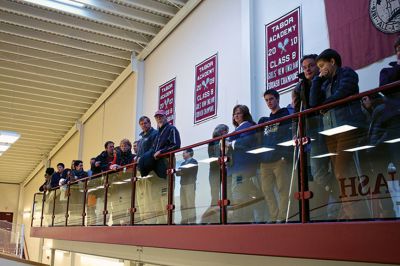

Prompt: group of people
[{"left": 40, "top": 37, "right": 400, "bottom": 224}]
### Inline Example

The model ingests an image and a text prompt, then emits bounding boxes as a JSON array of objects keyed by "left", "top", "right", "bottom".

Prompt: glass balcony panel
[
  {"left": 135, "top": 157, "right": 169, "bottom": 224},
  {"left": 225, "top": 119, "right": 299, "bottom": 224},
  {"left": 173, "top": 145, "right": 217, "bottom": 225},
  {"left": 42, "top": 190, "right": 56, "bottom": 227},
  {"left": 85, "top": 175, "right": 106, "bottom": 226},
  {"left": 32, "top": 193, "right": 43, "bottom": 227},
  {"left": 67, "top": 181, "right": 85, "bottom": 226},
  {"left": 53, "top": 187, "right": 68, "bottom": 226},
  {"left": 306, "top": 93, "right": 400, "bottom": 221},
  {"left": 106, "top": 168, "right": 133, "bottom": 226}
]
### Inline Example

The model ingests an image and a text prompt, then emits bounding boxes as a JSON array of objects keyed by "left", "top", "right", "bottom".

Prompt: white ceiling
[{"left": 0, "top": 0, "right": 188, "bottom": 183}]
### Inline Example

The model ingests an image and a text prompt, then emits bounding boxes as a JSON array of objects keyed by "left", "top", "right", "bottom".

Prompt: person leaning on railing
[
  {"left": 258, "top": 89, "right": 293, "bottom": 223},
  {"left": 227, "top": 104, "right": 261, "bottom": 223},
  {"left": 110, "top": 138, "right": 134, "bottom": 170},
  {"left": 92, "top": 141, "right": 115, "bottom": 175},
  {"left": 39, "top": 167, "right": 55, "bottom": 192},
  {"left": 309, "top": 48, "right": 369, "bottom": 220},
  {"left": 379, "top": 36, "right": 400, "bottom": 88}
]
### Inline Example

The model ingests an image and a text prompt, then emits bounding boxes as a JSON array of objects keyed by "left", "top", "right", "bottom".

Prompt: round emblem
[{"left": 369, "top": 0, "right": 400, "bottom": 33}]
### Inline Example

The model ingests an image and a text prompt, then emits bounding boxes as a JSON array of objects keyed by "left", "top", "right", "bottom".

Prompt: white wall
[
  {"left": 143, "top": 0, "right": 249, "bottom": 144},
  {"left": 0, "top": 183, "right": 20, "bottom": 224}
]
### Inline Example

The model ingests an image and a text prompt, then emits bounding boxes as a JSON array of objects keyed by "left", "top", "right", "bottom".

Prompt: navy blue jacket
[
  {"left": 228, "top": 121, "right": 258, "bottom": 174},
  {"left": 176, "top": 157, "right": 198, "bottom": 185},
  {"left": 258, "top": 108, "right": 292, "bottom": 162},
  {"left": 310, "top": 67, "right": 363, "bottom": 129},
  {"left": 380, "top": 62, "right": 400, "bottom": 87},
  {"left": 153, "top": 122, "right": 181, "bottom": 154},
  {"left": 137, "top": 127, "right": 158, "bottom": 157}
]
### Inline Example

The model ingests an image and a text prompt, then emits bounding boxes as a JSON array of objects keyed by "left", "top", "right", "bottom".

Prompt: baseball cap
[{"left": 154, "top": 110, "right": 166, "bottom": 116}]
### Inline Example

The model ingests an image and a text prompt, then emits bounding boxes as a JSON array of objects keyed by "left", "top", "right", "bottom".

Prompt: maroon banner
[
  {"left": 325, "top": 0, "right": 399, "bottom": 70},
  {"left": 158, "top": 78, "right": 175, "bottom": 125},
  {"left": 194, "top": 54, "right": 218, "bottom": 124},
  {"left": 266, "top": 7, "right": 301, "bottom": 93}
]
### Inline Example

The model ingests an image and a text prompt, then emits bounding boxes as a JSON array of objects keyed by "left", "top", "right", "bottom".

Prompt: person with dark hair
[
  {"left": 310, "top": 48, "right": 368, "bottom": 220},
  {"left": 92, "top": 141, "right": 115, "bottom": 175},
  {"left": 208, "top": 124, "right": 229, "bottom": 205},
  {"left": 110, "top": 138, "right": 134, "bottom": 170},
  {"left": 176, "top": 148, "right": 198, "bottom": 224},
  {"left": 135, "top": 116, "right": 158, "bottom": 224},
  {"left": 39, "top": 167, "right": 55, "bottom": 191},
  {"left": 50, "top": 163, "right": 68, "bottom": 189},
  {"left": 87, "top": 158, "right": 96, "bottom": 177},
  {"left": 227, "top": 104, "right": 260, "bottom": 223},
  {"left": 292, "top": 54, "right": 337, "bottom": 220},
  {"left": 138, "top": 110, "right": 181, "bottom": 224},
  {"left": 292, "top": 54, "right": 318, "bottom": 112},
  {"left": 379, "top": 37, "right": 400, "bottom": 87},
  {"left": 71, "top": 160, "right": 88, "bottom": 181},
  {"left": 201, "top": 124, "right": 229, "bottom": 224},
  {"left": 136, "top": 116, "right": 158, "bottom": 160},
  {"left": 258, "top": 89, "right": 293, "bottom": 223},
  {"left": 359, "top": 94, "right": 399, "bottom": 218}
]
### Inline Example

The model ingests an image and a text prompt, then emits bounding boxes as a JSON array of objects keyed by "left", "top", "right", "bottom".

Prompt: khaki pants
[
  {"left": 260, "top": 159, "right": 292, "bottom": 222},
  {"left": 180, "top": 183, "right": 196, "bottom": 224}
]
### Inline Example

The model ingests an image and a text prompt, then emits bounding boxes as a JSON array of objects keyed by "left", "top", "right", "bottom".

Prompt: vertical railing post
[
  {"left": 130, "top": 164, "right": 137, "bottom": 225},
  {"left": 51, "top": 189, "right": 56, "bottom": 226},
  {"left": 31, "top": 194, "right": 37, "bottom": 227},
  {"left": 167, "top": 154, "right": 175, "bottom": 225},
  {"left": 82, "top": 179, "right": 88, "bottom": 226},
  {"left": 220, "top": 137, "right": 228, "bottom": 224},
  {"left": 40, "top": 191, "right": 46, "bottom": 227},
  {"left": 103, "top": 173, "right": 109, "bottom": 226},
  {"left": 65, "top": 183, "right": 71, "bottom": 226},
  {"left": 298, "top": 114, "right": 310, "bottom": 223}
]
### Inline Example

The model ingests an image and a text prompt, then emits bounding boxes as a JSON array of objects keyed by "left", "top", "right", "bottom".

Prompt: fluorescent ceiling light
[
  {"left": 198, "top": 157, "right": 219, "bottom": 164},
  {"left": 0, "top": 131, "right": 20, "bottom": 144},
  {"left": 319, "top": 125, "right": 357, "bottom": 136},
  {"left": 180, "top": 163, "right": 197, "bottom": 169},
  {"left": 55, "top": 0, "right": 85, "bottom": 7},
  {"left": 384, "top": 138, "right": 400, "bottom": 144},
  {"left": 311, "top": 153, "right": 338, "bottom": 158},
  {"left": 246, "top": 147, "right": 274, "bottom": 154},
  {"left": 344, "top": 145, "right": 375, "bottom": 152},
  {"left": 0, "top": 144, "right": 10, "bottom": 152},
  {"left": 23, "top": 0, "right": 86, "bottom": 15}
]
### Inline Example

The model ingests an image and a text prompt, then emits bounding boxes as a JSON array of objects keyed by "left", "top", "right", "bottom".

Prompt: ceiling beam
[
  {"left": 0, "top": 99, "right": 84, "bottom": 117},
  {"left": 0, "top": 60, "right": 112, "bottom": 87},
  {"left": 0, "top": 22, "right": 131, "bottom": 60},
  {"left": 0, "top": 51, "right": 119, "bottom": 81},
  {"left": 0, "top": 77, "right": 102, "bottom": 100},
  {"left": 1, "top": 0, "right": 151, "bottom": 44},
  {"left": 119, "top": 0, "right": 178, "bottom": 17},
  {"left": 79, "top": 0, "right": 169, "bottom": 27},
  {"left": 0, "top": 42, "right": 125, "bottom": 74},
  {"left": 7, "top": 0, "right": 160, "bottom": 36}
]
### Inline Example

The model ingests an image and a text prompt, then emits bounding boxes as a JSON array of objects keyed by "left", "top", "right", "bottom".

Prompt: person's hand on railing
[
  {"left": 110, "top": 164, "right": 119, "bottom": 170},
  {"left": 153, "top": 150, "right": 161, "bottom": 159}
]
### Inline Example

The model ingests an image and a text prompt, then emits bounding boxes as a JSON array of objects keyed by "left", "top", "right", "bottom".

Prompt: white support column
[
  {"left": 131, "top": 54, "right": 145, "bottom": 139},
  {"left": 76, "top": 120, "right": 84, "bottom": 160}
]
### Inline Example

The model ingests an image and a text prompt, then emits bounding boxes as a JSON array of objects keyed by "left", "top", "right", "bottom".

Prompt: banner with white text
[
  {"left": 158, "top": 78, "right": 176, "bottom": 125},
  {"left": 194, "top": 54, "right": 218, "bottom": 124},
  {"left": 266, "top": 7, "right": 301, "bottom": 93}
]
